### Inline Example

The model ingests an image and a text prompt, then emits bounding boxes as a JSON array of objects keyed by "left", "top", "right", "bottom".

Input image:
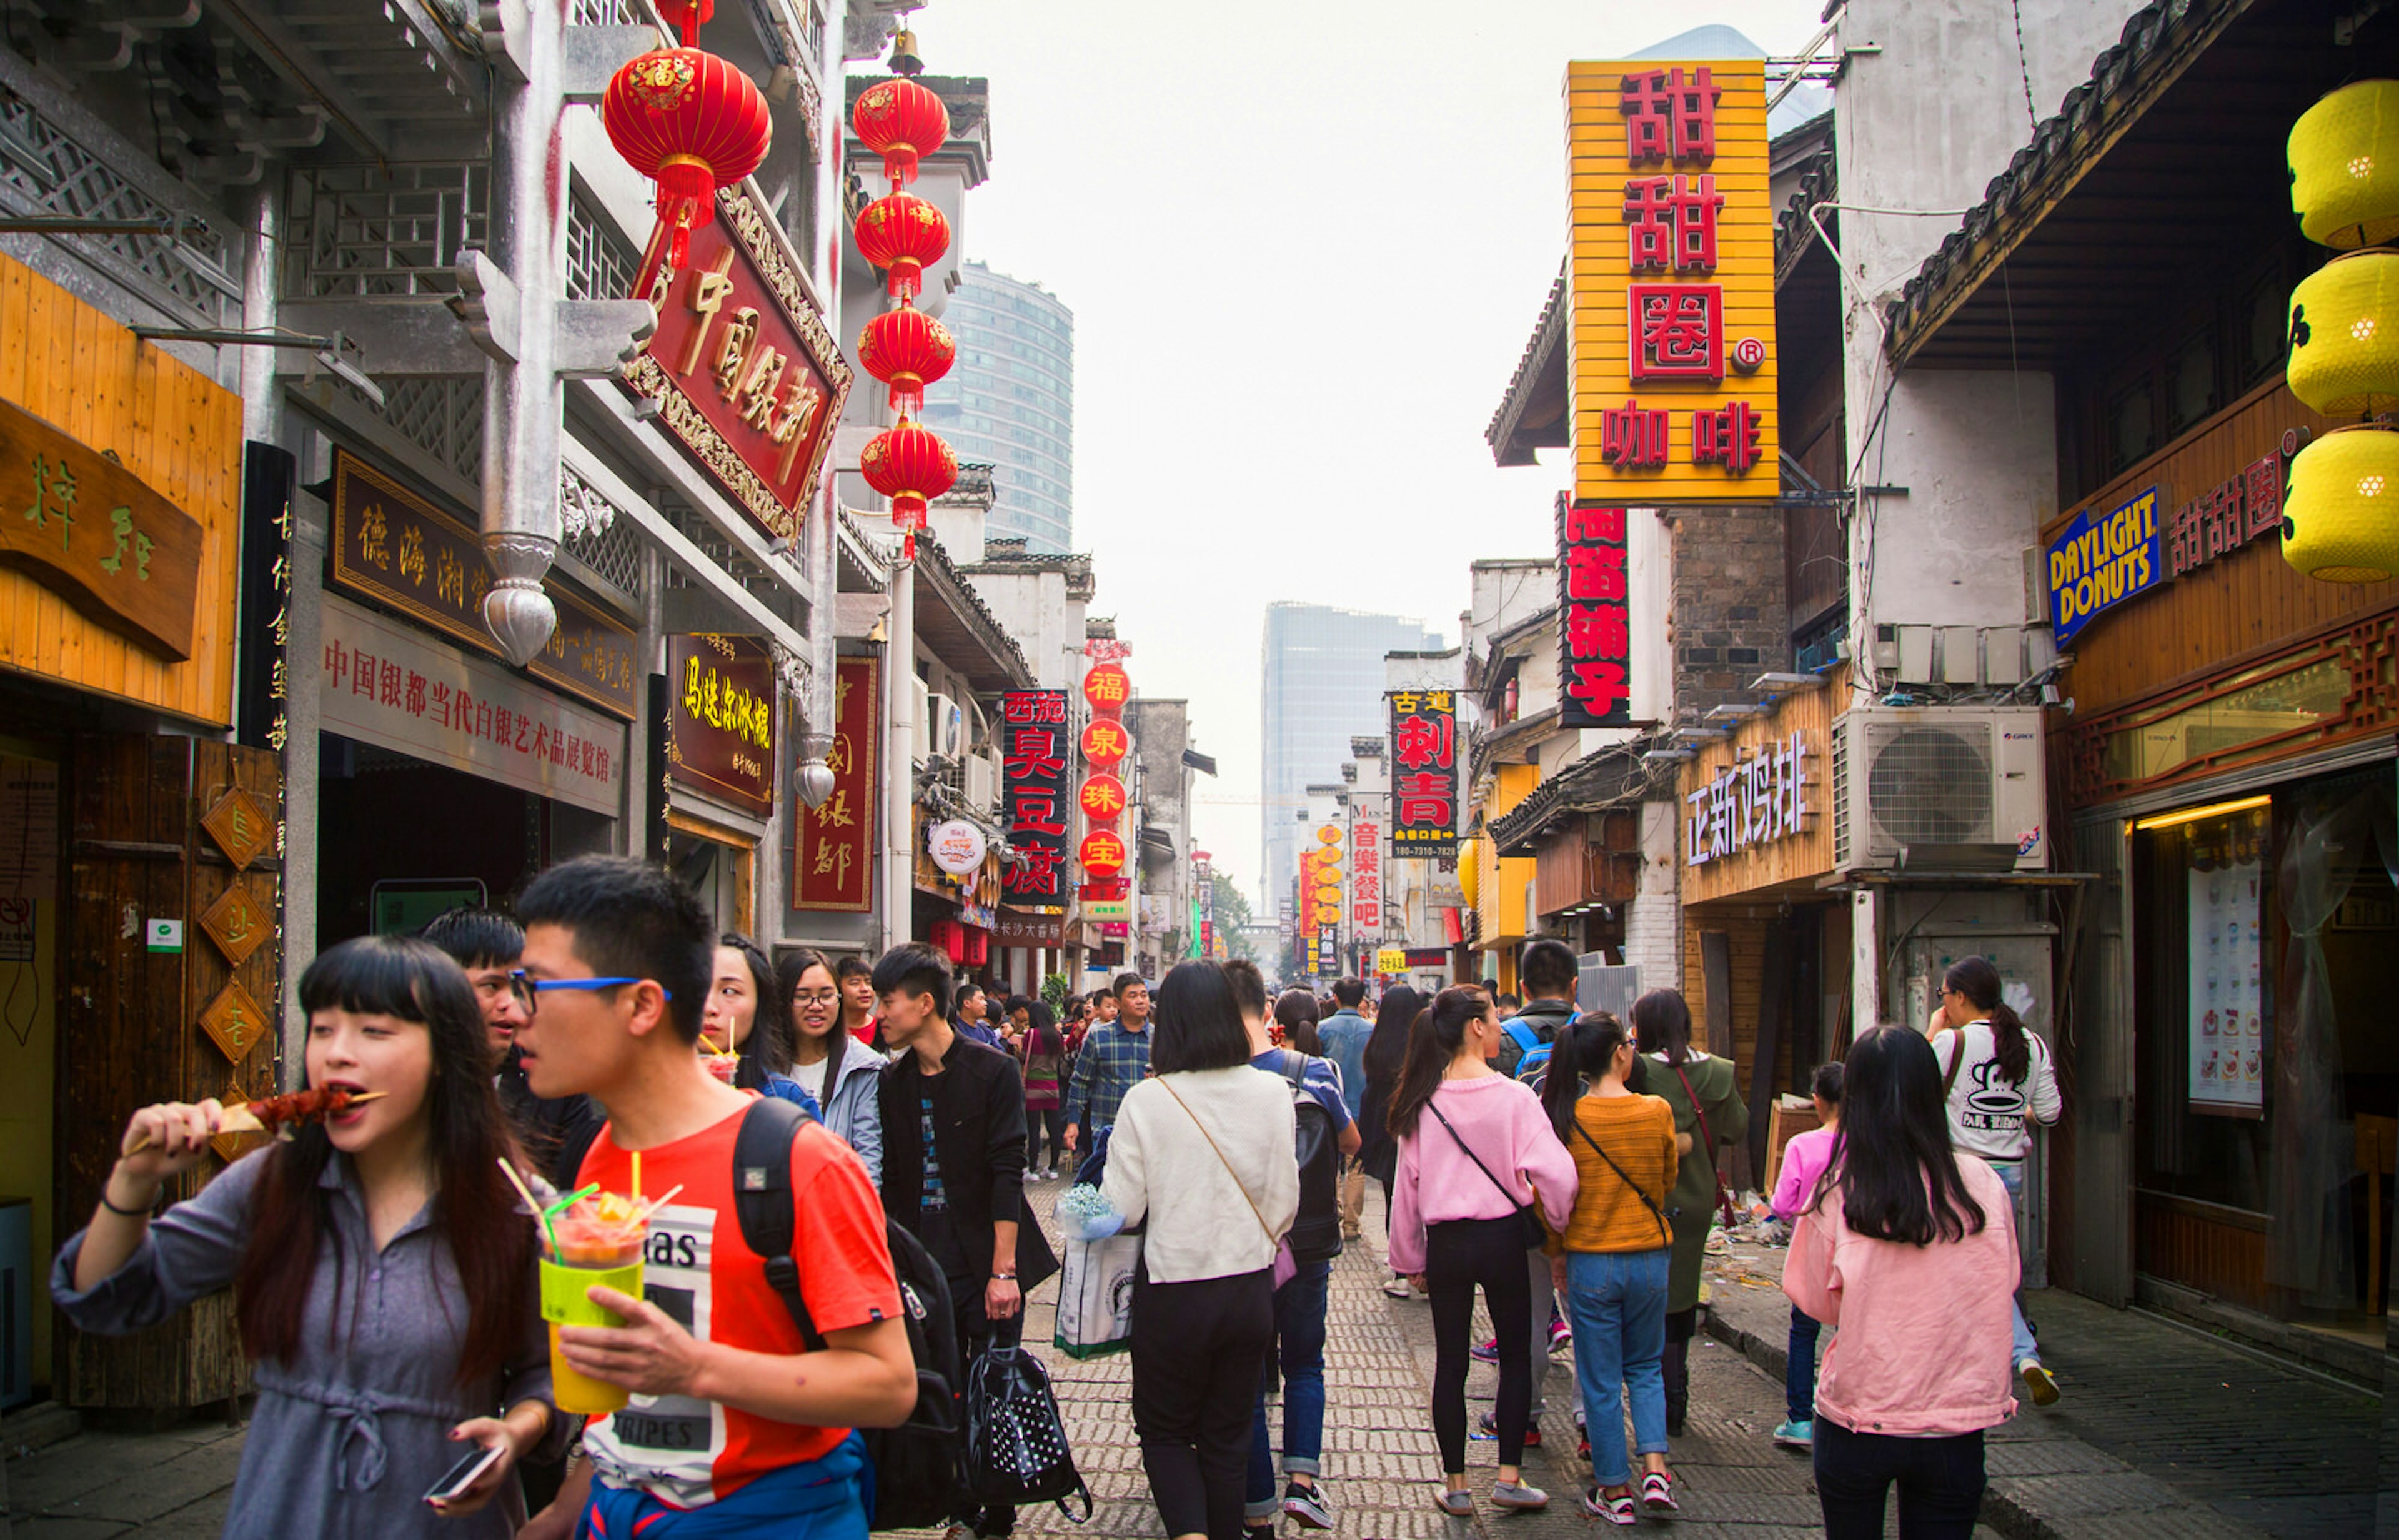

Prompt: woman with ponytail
[
  {"left": 1388, "top": 988, "right": 1577, "bottom": 1518},
  {"left": 1630, "top": 988, "right": 1746, "bottom": 1435},
  {"left": 1932, "top": 955, "right": 2062, "bottom": 1406},
  {"left": 1539, "top": 1014, "right": 1681, "bottom": 1524}
]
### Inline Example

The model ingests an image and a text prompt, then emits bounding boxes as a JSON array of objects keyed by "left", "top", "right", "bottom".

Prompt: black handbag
[
  {"left": 966, "top": 1345, "right": 1095, "bottom": 1520},
  {"left": 1426, "top": 1101, "right": 1548, "bottom": 1250}
]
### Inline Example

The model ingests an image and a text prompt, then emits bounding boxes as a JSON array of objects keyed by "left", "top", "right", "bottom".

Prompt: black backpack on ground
[
  {"left": 733, "top": 1096, "right": 971, "bottom": 1533},
  {"left": 965, "top": 1345, "right": 1093, "bottom": 1519},
  {"left": 1277, "top": 1049, "right": 1344, "bottom": 1264}
]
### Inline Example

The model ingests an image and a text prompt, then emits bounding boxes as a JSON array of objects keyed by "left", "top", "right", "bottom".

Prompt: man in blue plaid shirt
[{"left": 1061, "top": 972, "right": 1151, "bottom": 1158}]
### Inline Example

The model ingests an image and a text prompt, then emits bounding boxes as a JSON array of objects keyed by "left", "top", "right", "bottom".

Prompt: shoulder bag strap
[
  {"left": 1670, "top": 1060, "right": 1737, "bottom": 1225},
  {"left": 1570, "top": 1115, "right": 1673, "bottom": 1247},
  {"left": 1157, "top": 1078, "right": 1278, "bottom": 1249},
  {"left": 1939, "top": 1028, "right": 1969, "bottom": 1099},
  {"left": 1425, "top": 1098, "right": 1521, "bottom": 1210}
]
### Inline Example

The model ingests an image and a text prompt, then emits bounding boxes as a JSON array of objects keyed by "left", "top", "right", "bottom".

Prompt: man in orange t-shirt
[{"left": 512, "top": 857, "right": 915, "bottom": 1538}]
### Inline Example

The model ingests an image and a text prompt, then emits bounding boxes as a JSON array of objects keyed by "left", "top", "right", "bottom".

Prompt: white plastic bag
[{"left": 1052, "top": 1231, "right": 1141, "bottom": 1359}]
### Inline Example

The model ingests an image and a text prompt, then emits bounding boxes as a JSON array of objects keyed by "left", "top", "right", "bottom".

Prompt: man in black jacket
[
  {"left": 874, "top": 943, "right": 1058, "bottom": 1540},
  {"left": 420, "top": 907, "right": 602, "bottom": 1191}
]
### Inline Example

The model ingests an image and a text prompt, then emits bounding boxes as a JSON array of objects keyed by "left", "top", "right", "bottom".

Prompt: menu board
[{"left": 2187, "top": 813, "right": 2265, "bottom": 1116}]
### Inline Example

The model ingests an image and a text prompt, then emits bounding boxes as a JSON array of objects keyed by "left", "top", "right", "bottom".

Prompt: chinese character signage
[
  {"left": 1388, "top": 689, "right": 1461, "bottom": 857},
  {"left": 0, "top": 395, "right": 203, "bottom": 659},
  {"left": 1684, "top": 730, "right": 1809, "bottom": 868},
  {"left": 666, "top": 633, "right": 776, "bottom": 817},
  {"left": 236, "top": 443, "right": 296, "bottom": 753},
  {"left": 793, "top": 655, "right": 879, "bottom": 912},
  {"left": 1351, "top": 819, "right": 1381, "bottom": 931},
  {"left": 1001, "top": 689, "right": 1072, "bottom": 907},
  {"left": 1557, "top": 498, "right": 1634, "bottom": 727},
  {"left": 319, "top": 594, "right": 626, "bottom": 817},
  {"left": 1567, "top": 61, "right": 1777, "bottom": 501},
  {"left": 2167, "top": 451, "right": 2285, "bottom": 579},
  {"left": 625, "top": 186, "right": 852, "bottom": 545},
  {"left": 330, "top": 452, "right": 638, "bottom": 718}
]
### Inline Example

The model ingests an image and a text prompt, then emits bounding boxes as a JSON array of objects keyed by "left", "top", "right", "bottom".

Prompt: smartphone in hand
[{"left": 422, "top": 1442, "right": 506, "bottom": 1506}]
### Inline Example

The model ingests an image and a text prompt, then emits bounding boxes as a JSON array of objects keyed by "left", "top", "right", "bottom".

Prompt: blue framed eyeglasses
[{"left": 508, "top": 970, "right": 672, "bottom": 1014}]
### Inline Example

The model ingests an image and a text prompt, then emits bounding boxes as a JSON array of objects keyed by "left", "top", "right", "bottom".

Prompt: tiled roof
[
  {"left": 1486, "top": 741, "right": 1670, "bottom": 857},
  {"left": 1484, "top": 261, "right": 1569, "bottom": 468}
]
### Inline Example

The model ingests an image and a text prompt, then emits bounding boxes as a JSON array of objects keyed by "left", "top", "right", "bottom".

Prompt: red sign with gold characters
[
  {"left": 1556, "top": 497, "right": 1634, "bottom": 728},
  {"left": 1001, "top": 690, "right": 1073, "bottom": 906},
  {"left": 1388, "top": 688, "right": 1462, "bottom": 856},
  {"left": 1082, "top": 662, "right": 1130, "bottom": 716},
  {"left": 625, "top": 185, "right": 853, "bottom": 544},
  {"left": 792, "top": 655, "right": 878, "bottom": 912},
  {"left": 1081, "top": 717, "right": 1130, "bottom": 769},
  {"left": 1080, "top": 827, "right": 1128, "bottom": 878},
  {"left": 1568, "top": 60, "right": 1774, "bottom": 500},
  {"left": 1078, "top": 772, "right": 1127, "bottom": 826}
]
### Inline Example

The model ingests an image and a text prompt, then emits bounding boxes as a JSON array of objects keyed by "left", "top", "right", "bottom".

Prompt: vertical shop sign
[
  {"left": 1557, "top": 497, "right": 1634, "bottom": 728},
  {"left": 1567, "top": 60, "right": 1776, "bottom": 501},
  {"left": 665, "top": 633, "right": 777, "bottom": 816},
  {"left": 2186, "top": 808, "right": 2266, "bottom": 1116},
  {"left": 793, "top": 655, "right": 879, "bottom": 911},
  {"left": 236, "top": 444, "right": 296, "bottom": 752},
  {"left": 1001, "top": 690, "right": 1072, "bottom": 907},
  {"left": 1388, "top": 689, "right": 1461, "bottom": 855},
  {"left": 1350, "top": 820, "right": 1381, "bottom": 931}
]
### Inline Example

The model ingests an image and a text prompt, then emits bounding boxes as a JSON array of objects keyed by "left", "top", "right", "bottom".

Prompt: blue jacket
[
  {"left": 1316, "top": 1010, "right": 1374, "bottom": 1123},
  {"left": 813, "top": 1047, "right": 887, "bottom": 1188}
]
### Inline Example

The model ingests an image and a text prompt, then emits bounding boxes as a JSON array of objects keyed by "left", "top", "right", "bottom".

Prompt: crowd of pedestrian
[{"left": 46, "top": 848, "right": 2064, "bottom": 1540}]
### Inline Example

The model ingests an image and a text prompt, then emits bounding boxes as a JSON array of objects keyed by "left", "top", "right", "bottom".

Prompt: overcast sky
[{"left": 921, "top": 0, "right": 1820, "bottom": 906}]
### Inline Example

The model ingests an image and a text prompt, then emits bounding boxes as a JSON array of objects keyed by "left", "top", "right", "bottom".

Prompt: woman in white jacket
[
  {"left": 777, "top": 949, "right": 885, "bottom": 1186},
  {"left": 1102, "top": 960, "right": 1298, "bottom": 1540}
]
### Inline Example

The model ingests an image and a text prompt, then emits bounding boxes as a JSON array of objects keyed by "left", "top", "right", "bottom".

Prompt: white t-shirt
[
  {"left": 787, "top": 1055, "right": 830, "bottom": 1106},
  {"left": 1935, "top": 1020, "right": 2061, "bottom": 1161}
]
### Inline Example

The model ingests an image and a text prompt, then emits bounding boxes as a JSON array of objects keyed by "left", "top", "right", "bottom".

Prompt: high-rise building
[
  {"left": 1261, "top": 603, "right": 1443, "bottom": 915},
  {"left": 919, "top": 262, "right": 1075, "bottom": 554}
]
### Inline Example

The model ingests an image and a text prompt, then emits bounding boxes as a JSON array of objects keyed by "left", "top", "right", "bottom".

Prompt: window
[
  {"left": 2106, "top": 377, "right": 2156, "bottom": 474},
  {"left": 2240, "top": 271, "right": 2289, "bottom": 385},
  {"left": 2165, "top": 328, "right": 2217, "bottom": 435}
]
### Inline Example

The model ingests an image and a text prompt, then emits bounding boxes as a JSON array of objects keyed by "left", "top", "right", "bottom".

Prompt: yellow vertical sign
[{"left": 1567, "top": 60, "right": 1777, "bottom": 503}]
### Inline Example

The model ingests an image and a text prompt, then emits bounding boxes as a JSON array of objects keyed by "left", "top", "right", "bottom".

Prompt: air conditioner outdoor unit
[
  {"left": 963, "top": 750, "right": 1000, "bottom": 813},
  {"left": 926, "top": 692, "right": 965, "bottom": 760},
  {"left": 910, "top": 677, "right": 931, "bottom": 767},
  {"left": 1830, "top": 705, "right": 2049, "bottom": 872}
]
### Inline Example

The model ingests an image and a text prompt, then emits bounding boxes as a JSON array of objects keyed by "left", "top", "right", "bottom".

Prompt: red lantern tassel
[{"left": 653, "top": 155, "right": 719, "bottom": 266}]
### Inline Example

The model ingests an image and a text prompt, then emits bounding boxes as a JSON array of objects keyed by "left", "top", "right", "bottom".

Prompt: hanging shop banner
[
  {"left": 318, "top": 594, "right": 625, "bottom": 817},
  {"left": 1557, "top": 498, "right": 1634, "bottom": 727},
  {"left": 329, "top": 451, "right": 638, "bottom": 718},
  {"left": 928, "top": 818, "right": 988, "bottom": 877},
  {"left": 1001, "top": 690, "right": 1073, "bottom": 908},
  {"left": 2045, "top": 486, "right": 2162, "bottom": 647},
  {"left": 236, "top": 443, "right": 296, "bottom": 752},
  {"left": 2187, "top": 806, "right": 2267, "bottom": 1116},
  {"left": 665, "top": 633, "right": 776, "bottom": 816},
  {"left": 1388, "top": 689, "right": 1461, "bottom": 855},
  {"left": 793, "top": 655, "right": 879, "bottom": 911},
  {"left": 1566, "top": 59, "right": 1776, "bottom": 502},
  {"left": 0, "top": 395, "right": 204, "bottom": 660},
  {"left": 625, "top": 184, "right": 853, "bottom": 544}
]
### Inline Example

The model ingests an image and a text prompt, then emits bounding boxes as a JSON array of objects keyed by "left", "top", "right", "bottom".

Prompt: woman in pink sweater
[
  {"left": 1785, "top": 1026, "right": 2019, "bottom": 1539},
  {"left": 1388, "top": 987, "right": 1577, "bottom": 1518}
]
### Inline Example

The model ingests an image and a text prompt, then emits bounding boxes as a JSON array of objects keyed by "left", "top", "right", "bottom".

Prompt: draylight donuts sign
[{"left": 2047, "top": 486, "right": 2160, "bottom": 645}]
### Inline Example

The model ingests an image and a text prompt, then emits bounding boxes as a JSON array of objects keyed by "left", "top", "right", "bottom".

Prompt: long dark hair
[
  {"left": 1630, "top": 988, "right": 1694, "bottom": 1066},
  {"left": 238, "top": 936, "right": 534, "bottom": 1386},
  {"left": 1386, "top": 986, "right": 1489, "bottom": 1139},
  {"left": 775, "top": 946, "right": 848, "bottom": 1089},
  {"left": 719, "top": 933, "right": 792, "bottom": 1087},
  {"left": 1541, "top": 1011, "right": 1633, "bottom": 1141},
  {"left": 1364, "top": 985, "right": 1421, "bottom": 1091},
  {"left": 1812, "top": 1025, "right": 1987, "bottom": 1246},
  {"left": 1025, "top": 998, "right": 1063, "bottom": 1058},
  {"left": 1151, "top": 960, "right": 1251, "bottom": 1073},
  {"left": 1943, "top": 955, "right": 2030, "bottom": 1085}
]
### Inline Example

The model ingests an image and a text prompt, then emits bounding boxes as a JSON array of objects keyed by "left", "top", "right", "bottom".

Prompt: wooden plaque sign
[
  {"left": 0, "top": 396, "right": 204, "bottom": 658},
  {"left": 667, "top": 633, "right": 777, "bottom": 816},
  {"left": 199, "top": 978, "right": 267, "bottom": 1066},
  {"left": 200, "top": 786, "right": 274, "bottom": 870},
  {"left": 198, "top": 882, "right": 271, "bottom": 968}
]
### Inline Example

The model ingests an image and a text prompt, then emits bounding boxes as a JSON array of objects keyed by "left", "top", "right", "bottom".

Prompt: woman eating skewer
[{"left": 51, "top": 934, "right": 562, "bottom": 1536}]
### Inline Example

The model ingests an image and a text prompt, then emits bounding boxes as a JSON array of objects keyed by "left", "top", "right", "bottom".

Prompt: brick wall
[{"left": 1671, "top": 507, "right": 1791, "bottom": 717}]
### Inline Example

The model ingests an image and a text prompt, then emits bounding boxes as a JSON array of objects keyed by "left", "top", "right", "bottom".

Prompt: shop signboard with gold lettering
[
  {"left": 625, "top": 186, "right": 854, "bottom": 544},
  {"left": 330, "top": 451, "right": 637, "bottom": 718},
  {"left": 0, "top": 396, "right": 203, "bottom": 659},
  {"left": 793, "top": 655, "right": 879, "bottom": 911},
  {"left": 667, "top": 633, "right": 776, "bottom": 817}
]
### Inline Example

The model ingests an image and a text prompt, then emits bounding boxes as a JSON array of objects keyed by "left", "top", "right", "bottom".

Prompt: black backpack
[
  {"left": 965, "top": 1346, "right": 1093, "bottom": 1519},
  {"left": 1277, "top": 1050, "right": 1344, "bottom": 1264},
  {"left": 732, "top": 1097, "right": 971, "bottom": 1533}
]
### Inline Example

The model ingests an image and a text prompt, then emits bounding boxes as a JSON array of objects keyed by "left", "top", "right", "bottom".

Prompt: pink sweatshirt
[
  {"left": 1783, "top": 1153, "right": 2020, "bottom": 1438},
  {"left": 1771, "top": 1125, "right": 1842, "bottom": 1220},
  {"left": 1388, "top": 1073, "right": 1578, "bottom": 1275}
]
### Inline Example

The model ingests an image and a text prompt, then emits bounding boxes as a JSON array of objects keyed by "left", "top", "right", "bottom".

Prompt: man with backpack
[
  {"left": 1226, "top": 959, "right": 1359, "bottom": 1533},
  {"left": 509, "top": 857, "right": 916, "bottom": 1539},
  {"left": 876, "top": 942, "right": 1061, "bottom": 1540},
  {"left": 1314, "top": 978, "right": 1375, "bottom": 1242}
]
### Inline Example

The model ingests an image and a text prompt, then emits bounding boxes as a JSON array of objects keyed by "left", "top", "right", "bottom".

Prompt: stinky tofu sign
[
  {"left": 624, "top": 185, "right": 853, "bottom": 544},
  {"left": 667, "top": 633, "right": 777, "bottom": 817},
  {"left": 0, "top": 396, "right": 202, "bottom": 659},
  {"left": 1567, "top": 60, "right": 1777, "bottom": 501},
  {"left": 329, "top": 452, "right": 637, "bottom": 718},
  {"left": 793, "top": 655, "right": 879, "bottom": 912}
]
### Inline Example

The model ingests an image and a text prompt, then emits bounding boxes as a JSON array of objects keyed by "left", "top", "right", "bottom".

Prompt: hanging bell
[{"left": 889, "top": 26, "right": 925, "bottom": 77}]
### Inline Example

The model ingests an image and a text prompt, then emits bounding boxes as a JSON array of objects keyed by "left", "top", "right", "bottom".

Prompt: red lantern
[
  {"left": 1080, "top": 828, "right": 1128, "bottom": 878},
  {"left": 859, "top": 415, "right": 958, "bottom": 558},
  {"left": 851, "top": 77, "right": 950, "bottom": 189},
  {"left": 853, "top": 192, "right": 951, "bottom": 301},
  {"left": 857, "top": 302, "right": 955, "bottom": 417},
  {"left": 1082, "top": 662, "right": 1131, "bottom": 717},
  {"left": 1081, "top": 717, "right": 1129, "bottom": 768},
  {"left": 603, "top": 46, "right": 772, "bottom": 269},
  {"left": 1078, "top": 772, "right": 1128, "bottom": 823}
]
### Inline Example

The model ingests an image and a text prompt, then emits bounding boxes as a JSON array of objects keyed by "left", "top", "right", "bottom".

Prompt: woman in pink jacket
[
  {"left": 1388, "top": 987, "right": 1577, "bottom": 1518},
  {"left": 1784, "top": 1026, "right": 2019, "bottom": 1540}
]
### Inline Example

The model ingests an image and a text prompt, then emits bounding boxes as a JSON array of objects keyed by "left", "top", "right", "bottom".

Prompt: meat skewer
[{"left": 126, "top": 1087, "right": 387, "bottom": 1153}]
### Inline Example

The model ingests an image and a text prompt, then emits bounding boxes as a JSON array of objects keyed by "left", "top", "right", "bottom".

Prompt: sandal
[
  {"left": 1579, "top": 1486, "right": 1639, "bottom": 1527},
  {"left": 1641, "top": 1471, "right": 1678, "bottom": 1512}
]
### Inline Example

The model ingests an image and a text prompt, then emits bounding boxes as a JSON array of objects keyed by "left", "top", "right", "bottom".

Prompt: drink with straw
[
  {"left": 537, "top": 1187, "right": 650, "bottom": 1415},
  {"left": 704, "top": 1046, "right": 742, "bottom": 1084}
]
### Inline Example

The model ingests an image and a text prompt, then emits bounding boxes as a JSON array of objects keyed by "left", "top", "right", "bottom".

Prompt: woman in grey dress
[{"left": 53, "top": 935, "right": 560, "bottom": 1536}]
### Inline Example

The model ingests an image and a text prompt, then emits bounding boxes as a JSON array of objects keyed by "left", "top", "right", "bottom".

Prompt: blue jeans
[
  {"left": 1566, "top": 1249, "right": 1669, "bottom": 1487},
  {"left": 1991, "top": 1161, "right": 2039, "bottom": 1366},
  {"left": 1786, "top": 1304, "right": 1822, "bottom": 1423},
  {"left": 1245, "top": 1259, "right": 1331, "bottom": 1519}
]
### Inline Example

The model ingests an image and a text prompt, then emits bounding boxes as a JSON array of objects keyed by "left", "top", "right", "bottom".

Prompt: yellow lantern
[
  {"left": 2281, "top": 424, "right": 2399, "bottom": 582},
  {"left": 1457, "top": 838, "right": 1481, "bottom": 909},
  {"left": 2290, "top": 79, "right": 2399, "bottom": 249},
  {"left": 2287, "top": 250, "right": 2399, "bottom": 413}
]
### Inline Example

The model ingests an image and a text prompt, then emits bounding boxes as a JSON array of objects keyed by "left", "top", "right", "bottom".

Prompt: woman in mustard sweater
[{"left": 1541, "top": 1013, "right": 1681, "bottom": 1526}]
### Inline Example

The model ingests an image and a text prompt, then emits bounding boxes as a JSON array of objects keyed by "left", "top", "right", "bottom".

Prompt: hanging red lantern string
[
  {"left": 852, "top": 192, "right": 951, "bottom": 302},
  {"left": 857, "top": 302, "right": 955, "bottom": 417},
  {"left": 858, "top": 417, "right": 958, "bottom": 560},
  {"left": 852, "top": 77, "right": 950, "bottom": 189},
  {"left": 602, "top": 2, "right": 770, "bottom": 272}
]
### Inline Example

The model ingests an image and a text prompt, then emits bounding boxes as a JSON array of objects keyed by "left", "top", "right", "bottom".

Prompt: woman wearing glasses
[
  {"left": 777, "top": 948, "right": 886, "bottom": 1185},
  {"left": 701, "top": 934, "right": 819, "bottom": 1115}
]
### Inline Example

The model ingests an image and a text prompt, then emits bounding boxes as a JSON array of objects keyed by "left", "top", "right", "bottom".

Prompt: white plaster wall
[
  {"left": 1468, "top": 560, "right": 1555, "bottom": 650},
  {"left": 1622, "top": 800, "right": 1684, "bottom": 991}
]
